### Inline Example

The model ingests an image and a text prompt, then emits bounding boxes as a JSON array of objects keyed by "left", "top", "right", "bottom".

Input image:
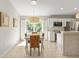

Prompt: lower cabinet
[{"left": 50, "top": 31, "right": 55, "bottom": 42}]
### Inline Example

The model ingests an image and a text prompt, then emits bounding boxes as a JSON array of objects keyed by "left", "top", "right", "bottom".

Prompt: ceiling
[{"left": 10, "top": 0, "right": 79, "bottom": 16}]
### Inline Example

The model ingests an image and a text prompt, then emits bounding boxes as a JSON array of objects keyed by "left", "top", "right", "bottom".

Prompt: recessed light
[
  {"left": 60, "top": 8, "right": 63, "bottom": 10},
  {"left": 74, "top": 8, "right": 77, "bottom": 10},
  {"left": 31, "top": 0, "right": 37, "bottom": 6}
]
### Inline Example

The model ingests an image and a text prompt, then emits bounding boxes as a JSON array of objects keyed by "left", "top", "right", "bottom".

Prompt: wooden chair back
[{"left": 30, "top": 35, "right": 40, "bottom": 48}]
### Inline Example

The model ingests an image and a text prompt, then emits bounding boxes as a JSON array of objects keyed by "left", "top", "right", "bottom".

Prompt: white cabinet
[
  {"left": 57, "top": 33, "right": 63, "bottom": 51},
  {"left": 50, "top": 31, "right": 55, "bottom": 41}
]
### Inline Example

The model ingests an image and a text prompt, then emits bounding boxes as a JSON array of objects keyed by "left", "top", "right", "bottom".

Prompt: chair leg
[
  {"left": 25, "top": 46, "right": 27, "bottom": 55},
  {"left": 41, "top": 42, "right": 44, "bottom": 53},
  {"left": 25, "top": 43, "right": 28, "bottom": 53},
  {"left": 25, "top": 43, "right": 28, "bottom": 55},
  {"left": 38, "top": 48, "right": 40, "bottom": 56},
  {"left": 42, "top": 43, "right": 44, "bottom": 49},
  {"left": 41, "top": 44, "right": 42, "bottom": 53},
  {"left": 30, "top": 48, "right": 31, "bottom": 56}
]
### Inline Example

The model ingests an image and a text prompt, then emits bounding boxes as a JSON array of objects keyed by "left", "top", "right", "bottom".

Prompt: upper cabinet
[{"left": 0, "top": 12, "right": 9, "bottom": 27}]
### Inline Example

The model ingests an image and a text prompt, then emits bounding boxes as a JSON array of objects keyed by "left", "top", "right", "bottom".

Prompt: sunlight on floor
[{"left": 18, "top": 41, "right": 26, "bottom": 47}]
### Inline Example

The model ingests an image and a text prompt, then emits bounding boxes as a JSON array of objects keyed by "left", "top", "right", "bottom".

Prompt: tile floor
[{"left": 1, "top": 41, "right": 73, "bottom": 58}]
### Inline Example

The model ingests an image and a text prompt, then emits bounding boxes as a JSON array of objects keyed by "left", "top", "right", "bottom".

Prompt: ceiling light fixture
[
  {"left": 60, "top": 8, "right": 63, "bottom": 10},
  {"left": 74, "top": 8, "right": 77, "bottom": 10},
  {"left": 31, "top": 0, "right": 37, "bottom": 6}
]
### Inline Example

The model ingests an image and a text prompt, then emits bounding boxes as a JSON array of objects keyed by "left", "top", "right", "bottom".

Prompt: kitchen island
[{"left": 57, "top": 31, "right": 79, "bottom": 56}]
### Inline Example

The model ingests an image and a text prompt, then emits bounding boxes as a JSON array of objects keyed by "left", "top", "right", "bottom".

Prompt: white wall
[
  {"left": 0, "top": 27, "right": 19, "bottom": 56},
  {"left": 0, "top": 0, "right": 20, "bottom": 56}
]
